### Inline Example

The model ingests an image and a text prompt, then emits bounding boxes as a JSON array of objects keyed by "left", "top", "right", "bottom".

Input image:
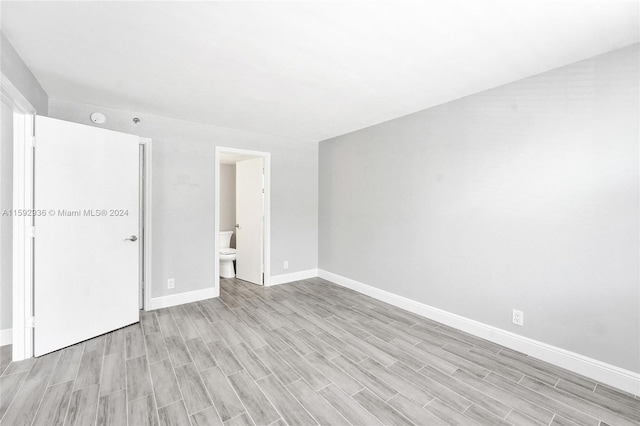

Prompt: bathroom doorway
[{"left": 215, "top": 147, "right": 270, "bottom": 290}]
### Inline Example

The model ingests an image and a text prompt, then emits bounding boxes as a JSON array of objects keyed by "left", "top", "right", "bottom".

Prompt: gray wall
[
  {"left": 319, "top": 44, "right": 639, "bottom": 372},
  {"left": 1, "top": 31, "right": 48, "bottom": 114},
  {"left": 220, "top": 164, "right": 236, "bottom": 248},
  {"left": 48, "top": 98, "right": 318, "bottom": 298},
  {"left": 0, "top": 32, "right": 49, "bottom": 334}
]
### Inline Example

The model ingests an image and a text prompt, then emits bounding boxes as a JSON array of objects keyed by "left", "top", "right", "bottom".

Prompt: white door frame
[
  {"left": 8, "top": 105, "right": 153, "bottom": 361},
  {"left": 2, "top": 73, "right": 36, "bottom": 362},
  {"left": 214, "top": 147, "right": 271, "bottom": 292},
  {"left": 139, "top": 138, "right": 153, "bottom": 312}
]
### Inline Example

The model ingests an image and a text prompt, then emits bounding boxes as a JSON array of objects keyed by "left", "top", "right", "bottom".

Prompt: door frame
[
  {"left": 9, "top": 111, "right": 153, "bottom": 361},
  {"left": 214, "top": 147, "right": 271, "bottom": 292},
  {"left": 2, "top": 73, "right": 36, "bottom": 362},
  {"left": 139, "top": 138, "right": 153, "bottom": 312}
]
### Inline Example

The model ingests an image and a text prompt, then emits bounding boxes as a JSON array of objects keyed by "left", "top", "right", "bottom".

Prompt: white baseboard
[
  {"left": 147, "top": 287, "right": 216, "bottom": 310},
  {"left": 0, "top": 328, "right": 12, "bottom": 346},
  {"left": 267, "top": 269, "right": 318, "bottom": 286},
  {"left": 318, "top": 269, "right": 640, "bottom": 396}
]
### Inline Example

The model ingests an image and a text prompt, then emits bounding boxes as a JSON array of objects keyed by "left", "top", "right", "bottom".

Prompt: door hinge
[
  {"left": 26, "top": 316, "right": 35, "bottom": 328},
  {"left": 27, "top": 226, "right": 36, "bottom": 238},
  {"left": 30, "top": 136, "right": 36, "bottom": 147}
]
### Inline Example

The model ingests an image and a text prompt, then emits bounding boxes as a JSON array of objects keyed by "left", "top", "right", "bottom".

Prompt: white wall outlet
[
  {"left": 512, "top": 309, "right": 524, "bottom": 326},
  {"left": 283, "top": 261, "right": 289, "bottom": 270},
  {"left": 168, "top": 278, "right": 175, "bottom": 289}
]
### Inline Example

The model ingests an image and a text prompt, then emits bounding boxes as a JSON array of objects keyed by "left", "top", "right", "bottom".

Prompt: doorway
[
  {"left": 9, "top": 114, "right": 152, "bottom": 361},
  {"left": 215, "top": 147, "right": 271, "bottom": 291}
]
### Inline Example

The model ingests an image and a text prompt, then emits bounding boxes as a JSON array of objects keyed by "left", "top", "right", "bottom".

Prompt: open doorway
[
  {"left": 9, "top": 112, "right": 152, "bottom": 361},
  {"left": 215, "top": 147, "right": 270, "bottom": 291}
]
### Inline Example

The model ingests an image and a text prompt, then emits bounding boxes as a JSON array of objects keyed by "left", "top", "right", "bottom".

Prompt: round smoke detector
[{"left": 90, "top": 112, "right": 106, "bottom": 124}]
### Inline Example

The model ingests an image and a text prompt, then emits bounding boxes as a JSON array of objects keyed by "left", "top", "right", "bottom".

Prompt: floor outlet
[
  {"left": 512, "top": 309, "right": 523, "bottom": 326},
  {"left": 168, "top": 278, "right": 175, "bottom": 289}
]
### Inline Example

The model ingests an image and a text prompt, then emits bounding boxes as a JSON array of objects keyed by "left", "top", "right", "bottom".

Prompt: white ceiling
[{"left": 1, "top": 1, "right": 638, "bottom": 142}]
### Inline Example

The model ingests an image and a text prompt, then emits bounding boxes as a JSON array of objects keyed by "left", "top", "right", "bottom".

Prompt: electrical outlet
[
  {"left": 512, "top": 309, "right": 523, "bottom": 326},
  {"left": 283, "top": 261, "right": 289, "bottom": 270},
  {"left": 168, "top": 278, "right": 175, "bottom": 289}
]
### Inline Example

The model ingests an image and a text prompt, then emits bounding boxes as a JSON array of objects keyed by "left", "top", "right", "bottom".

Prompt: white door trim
[
  {"left": 11, "top": 112, "right": 34, "bottom": 362},
  {"left": 139, "top": 138, "right": 153, "bottom": 312},
  {"left": 2, "top": 72, "right": 37, "bottom": 362},
  {"left": 214, "top": 147, "right": 271, "bottom": 292}
]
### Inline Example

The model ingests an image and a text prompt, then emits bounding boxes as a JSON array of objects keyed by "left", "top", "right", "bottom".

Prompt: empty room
[{"left": 0, "top": 1, "right": 638, "bottom": 425}]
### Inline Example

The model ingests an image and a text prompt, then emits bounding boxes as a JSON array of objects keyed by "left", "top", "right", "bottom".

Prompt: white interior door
[
  {"left": 235, "top": 158, "right": 264, "bottom": 285},
  {"left": 34, "top": 116, "right": 140, "bottom": 356}
]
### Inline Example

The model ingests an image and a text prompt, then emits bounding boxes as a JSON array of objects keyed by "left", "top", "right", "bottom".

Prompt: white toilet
[{"left": 219, "top": 230, "right": 237, "bottom": 278}]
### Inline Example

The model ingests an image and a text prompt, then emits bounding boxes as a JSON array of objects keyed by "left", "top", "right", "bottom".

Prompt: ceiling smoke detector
[{"left": 90, "top": 112, "right": 106, "bottom": 124}]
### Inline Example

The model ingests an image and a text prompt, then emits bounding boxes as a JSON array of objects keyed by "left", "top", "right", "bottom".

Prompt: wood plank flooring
[{"left": 0, "top": 277, "right": 638, "bottom": 426}]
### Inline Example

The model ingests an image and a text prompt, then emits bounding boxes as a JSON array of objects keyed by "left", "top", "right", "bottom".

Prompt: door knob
[
  {"left": 235, "top": 224, "right": 240, "bottom": 229},
  {"left": 125, "top": 235, "right": 138, "bottom": 241}
]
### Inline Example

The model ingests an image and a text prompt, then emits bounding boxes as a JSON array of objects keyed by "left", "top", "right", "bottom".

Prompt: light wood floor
[{"left": 0, "top": 277, "right": 638, "bottom": 426}]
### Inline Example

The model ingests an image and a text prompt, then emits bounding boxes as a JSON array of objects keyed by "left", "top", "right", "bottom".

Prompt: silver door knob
[
  {"left": 125, "top": 235, "right": 138, "bottom": 241},
  {"left": 235, "top": 224, "right": 240, "bottom": 229}
]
